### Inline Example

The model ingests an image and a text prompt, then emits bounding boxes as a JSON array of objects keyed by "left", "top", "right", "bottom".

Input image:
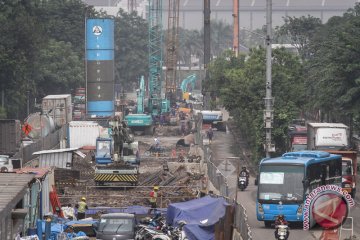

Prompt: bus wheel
[{"left": 264, "top": 221, "right": 272, "bottom": 228}]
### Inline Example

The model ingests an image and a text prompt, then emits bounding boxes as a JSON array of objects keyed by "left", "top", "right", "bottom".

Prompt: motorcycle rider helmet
[{"left": 278, "top": 214, "right": 284, "bottom": 220}]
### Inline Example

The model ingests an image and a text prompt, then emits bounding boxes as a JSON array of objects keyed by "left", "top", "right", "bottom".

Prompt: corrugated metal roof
[
  {"left": 15, "top": 167, "right": 51, "bottom": 178},
  {"left": 69, "top": 121, "right": 99, "bottom": 127},
  {"left": 39, "top": 151, "right": 73, "bottom": 169},
  {"left": 33, "top": 148, "right": 79, "bottom": 155},
  {"left": 43, "top": 94, "right": 71, "bottom": 99},
  {"left": 0, "top": 173, "right": 35, "bottom": 218}
]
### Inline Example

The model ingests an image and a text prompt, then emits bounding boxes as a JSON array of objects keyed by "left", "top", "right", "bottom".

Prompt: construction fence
[
  {"left": 20, "top": 125, "right": 67, "bottom": 164},
  {"left": 204, "top": 145, "right": 253, "bottom": 240}
]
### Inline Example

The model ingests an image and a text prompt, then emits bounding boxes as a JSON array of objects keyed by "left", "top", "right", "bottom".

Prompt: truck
[
  {"left": 0, "top": 119, "right": 21, "bottom": 156},
  {"left": 288, "top": 124, "right": 307, "bottom": 151},
  {"left": 307, "top": 122, "right": 357, "bottom": 197},
  {"left": 94, "top": 118, "right": 139, "bottom": 186}
]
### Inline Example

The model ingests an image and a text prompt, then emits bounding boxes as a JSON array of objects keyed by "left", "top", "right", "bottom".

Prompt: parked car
[{"left": 93, "top": 213, "right": 136, "bottom": 240}]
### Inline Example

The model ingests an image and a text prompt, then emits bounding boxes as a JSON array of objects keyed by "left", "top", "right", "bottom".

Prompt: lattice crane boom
[{"left": 164, "top": 0, "right": 180, "bottom": 104}]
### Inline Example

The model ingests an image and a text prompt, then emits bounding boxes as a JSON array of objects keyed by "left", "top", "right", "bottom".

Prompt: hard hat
[
  {"left": 81, "top": 197, "right": 86, "bottom": 201},
  {"left": 153, "top": 186, "right": 159, "bottom": 190}
]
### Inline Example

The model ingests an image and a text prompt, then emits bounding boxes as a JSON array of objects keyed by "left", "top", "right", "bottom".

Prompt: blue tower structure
[{"left": 86, "top": 19, "right": 115, "bottom": 118}]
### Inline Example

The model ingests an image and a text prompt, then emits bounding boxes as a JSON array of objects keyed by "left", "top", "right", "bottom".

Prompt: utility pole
[
  {"left": 232, "top": 0, "right": 239, "bottom": 57},
  {"left": 264, "top": 0, "right": 275, "bottom": 157},
  {"left": 128, "top": 0, "right": 137, "bottom": 13},
  {"left": 203, "top": 0, "right": 211, "bottom": 110}
]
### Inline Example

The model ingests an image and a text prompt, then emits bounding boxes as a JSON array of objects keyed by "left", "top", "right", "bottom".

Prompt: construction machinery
[
  {"left": 164, "top": 0, "right": 180, "bottom": 106},
  {"left": 125, "top": 76, "right": 153, "bottom": 135},
  {"left": 148, "top": 0, "right": 170, "bottom": 117},
  {"left": 180, "top": 74, "right": 197, "bottom": 100},
  {"left": 94, "top": 117, "right": 139, "bottom": 186}
]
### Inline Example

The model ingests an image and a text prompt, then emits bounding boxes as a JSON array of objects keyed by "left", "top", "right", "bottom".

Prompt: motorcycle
[
  {"left": 238, "top": 176, "right": 247, "bottom": 191},
  {"left": 275, "top": 225, "right": 289, "bottom": 240}
]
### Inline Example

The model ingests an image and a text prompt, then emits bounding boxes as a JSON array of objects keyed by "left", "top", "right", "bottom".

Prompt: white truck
[
  {"left": 307, "top": 122, "right": 357, "bottom": 197},
  {"left": 307, "top": 123, "right": 349, "bottom": 150}
]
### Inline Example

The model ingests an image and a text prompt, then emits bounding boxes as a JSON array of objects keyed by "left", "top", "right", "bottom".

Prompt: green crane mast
[{"left": 148, "top": 0, "right": 169, "bottom": 116}]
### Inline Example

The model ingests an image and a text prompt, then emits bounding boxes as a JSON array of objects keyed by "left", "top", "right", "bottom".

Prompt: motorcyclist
[
  {"left": 239, "top": 167, "right": 250, "bottom": 186},
  {"left": 274, "top": 215, "right": 289, "bottom": 240}
]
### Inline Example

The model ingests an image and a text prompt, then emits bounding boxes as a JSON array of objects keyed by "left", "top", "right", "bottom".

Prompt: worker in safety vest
[
  {"left": 148, "top": 186, "right": 159, "bottom": 214},
  {"left": 75, "top": 197, "right": 88, "bottom": 220}
]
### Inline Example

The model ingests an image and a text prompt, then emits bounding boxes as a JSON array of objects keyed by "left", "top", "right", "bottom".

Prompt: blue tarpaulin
[{"left": 166, "top": 196, "right": 230, "bottom": 240}]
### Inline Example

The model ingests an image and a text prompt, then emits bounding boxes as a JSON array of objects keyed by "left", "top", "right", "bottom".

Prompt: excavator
[
  {"left": 124, "top": 76, "right": 154, "bottom": 135},
  {"left": 94, "top": 116, "right": 139, "bottom": 186}
]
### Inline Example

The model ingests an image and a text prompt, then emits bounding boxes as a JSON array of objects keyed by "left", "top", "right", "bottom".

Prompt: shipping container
[
  {"left": 42, "top": 94, "right": 72, "bottom": 128},
  {"left": 0, "top": 119, "right": 21, "bottom": 155},
  {"left": 25, "top": 113, "right": 55, "bottom": 139},
  {"left": 68, "top": 121, "right": 100, "bottom": 148}
]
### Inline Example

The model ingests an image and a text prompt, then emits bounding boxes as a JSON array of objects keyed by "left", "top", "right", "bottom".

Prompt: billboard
[{"left": 86, "top": 18, "right": 115, "bottom": 117}]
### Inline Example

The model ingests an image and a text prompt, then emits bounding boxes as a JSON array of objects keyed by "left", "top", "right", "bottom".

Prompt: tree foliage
[
  {"left": 0, "top": 0, "right": 149, "bottom": 119},
  {"left": 216, "top": 48, "right": 304, "bottom": 160}
]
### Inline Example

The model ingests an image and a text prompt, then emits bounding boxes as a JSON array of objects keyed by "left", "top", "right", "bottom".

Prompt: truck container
[
  {"left": 42, "top": 94, "right": 72, "bottom": 128},
  {"left": 0, "top": 119, "right": 21, "bottom": 156},
  {"left": 307, "top": 122, "right": 357, "bottom": 198},
  {"left": 68, "top": 121, "right": 100, "bottom": 148},
  {"left": 25, "top": 113, "right": 55, "bottom": 139},
  {"left": 307, "top": 123, "right": 349, "bottom": 150}
]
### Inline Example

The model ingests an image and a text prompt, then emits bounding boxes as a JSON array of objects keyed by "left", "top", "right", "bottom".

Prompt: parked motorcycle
[
  {"left": 238, "top": 176, "right": 247, "bottom": 191},
  {"left": 275, "top": 225, "right": 289, "bottom": 240}
]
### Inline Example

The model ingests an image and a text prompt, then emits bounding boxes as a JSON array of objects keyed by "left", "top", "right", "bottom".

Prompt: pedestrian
[
  {"left": 148, "top": 186, "right": 160, "bottom": 214},
  {"left": 75, "top": 197, "right": 88, "bottom": 220},
  {"left": 207, "top": 127, "right": 214, "bottom": 144}
]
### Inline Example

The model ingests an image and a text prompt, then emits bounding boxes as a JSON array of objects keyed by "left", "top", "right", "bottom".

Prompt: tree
[
  {"left": 33, "top": 39, "right": 84, "bottom": 98},
  {"left": 277, "top": 15, "right": 322, "bottom": 60},
  {"left": 306, "top": 4, "right": 360, "bottom": 123},
  {"left": 114, "top": 9, "right": 148, "bottom": 90},
  {"left": 216, "top": 47, "right": 304, "bottom": 160}
]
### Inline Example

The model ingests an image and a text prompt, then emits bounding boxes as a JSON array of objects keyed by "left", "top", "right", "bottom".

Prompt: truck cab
[
  {"left": 342, "top": 157, "right": 356, "bottom": 198},
  {"left": 122, "top": 142, "right": 140, "bottom": 165}
]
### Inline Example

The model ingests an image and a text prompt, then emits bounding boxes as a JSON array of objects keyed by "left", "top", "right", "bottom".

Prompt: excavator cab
[{"left": 95, "top": 138, "right": 113, "bottom": 164}]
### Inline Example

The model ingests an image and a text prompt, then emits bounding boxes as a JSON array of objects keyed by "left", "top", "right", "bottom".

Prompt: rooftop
[{"left": 0, "top": 173, "right": 35, "bottom": 218}]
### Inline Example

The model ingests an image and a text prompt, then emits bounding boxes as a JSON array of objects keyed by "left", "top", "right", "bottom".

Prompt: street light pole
[{"left": 264, "top": 0, "right": 274, "bottom": 157}]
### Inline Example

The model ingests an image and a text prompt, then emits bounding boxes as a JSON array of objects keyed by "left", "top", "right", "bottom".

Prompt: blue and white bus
[{"left": 256, "top": 151, "right": 342, "bottom": 227}]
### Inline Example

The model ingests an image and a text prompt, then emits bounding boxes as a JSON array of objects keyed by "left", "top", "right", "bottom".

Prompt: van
[{"left": 94, "top": 213, "right": 136, "bottom": 240}]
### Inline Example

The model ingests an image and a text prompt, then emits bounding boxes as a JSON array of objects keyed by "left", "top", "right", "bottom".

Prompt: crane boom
[
  {"left": 165, "top": 0, "right": 180, "bottom": 105},
  {"left": 148, "top": 0, "right": 163, "bottom": 115}
]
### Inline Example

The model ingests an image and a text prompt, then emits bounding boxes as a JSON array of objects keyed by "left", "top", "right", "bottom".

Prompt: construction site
[{"left": 54, "top": 121, "right": 207, "bottom": 209}]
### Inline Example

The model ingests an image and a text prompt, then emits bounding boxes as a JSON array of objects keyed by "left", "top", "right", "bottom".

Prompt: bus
[{"left": 256, "top": 151, "right": 342, "bottom": 227}]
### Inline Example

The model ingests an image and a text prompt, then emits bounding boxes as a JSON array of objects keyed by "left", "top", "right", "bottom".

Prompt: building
[{"left": 0, "top": 173, "right": 35, "bottom": 239}]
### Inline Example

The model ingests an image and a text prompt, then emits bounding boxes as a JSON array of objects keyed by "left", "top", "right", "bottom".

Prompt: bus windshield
[{"left": 258, "top": 165, "right": 304, "bottom": 203}]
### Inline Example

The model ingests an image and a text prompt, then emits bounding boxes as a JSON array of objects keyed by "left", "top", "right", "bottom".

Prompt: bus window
[{"left": 258, "top": 165, "right": 304, "bottom": 203}]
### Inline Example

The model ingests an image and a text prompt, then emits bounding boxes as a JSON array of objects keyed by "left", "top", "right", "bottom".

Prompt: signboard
[
  {"left": 316, "top": 128, "right": 348, "bottom": 147},
  {"left": 292, "top": 136, "right": 307, "bottom": 145}
]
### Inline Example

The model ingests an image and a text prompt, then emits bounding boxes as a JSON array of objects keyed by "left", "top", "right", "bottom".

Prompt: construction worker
[
  {"left": 75, "top": 197, "right": 88, "bottom": 220},
  {"left": 148, "top": 186, "right": 159, "bottom": 214},
  {"left": 207, "top": 127, "right": 214, "bottom": 144}
]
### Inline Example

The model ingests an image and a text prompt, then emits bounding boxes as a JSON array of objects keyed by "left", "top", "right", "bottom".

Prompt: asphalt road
[{"left": 211, "top": 130, "right": 360, "bottom": 240}]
